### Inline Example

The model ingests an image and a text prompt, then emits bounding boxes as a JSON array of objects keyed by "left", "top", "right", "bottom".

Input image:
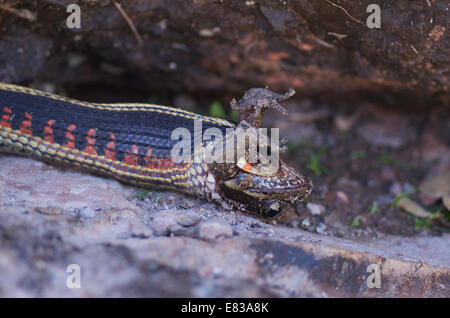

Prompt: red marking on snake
[
  {"left": 83, "top": 128, "right": 97, "bottom": 155},
  {"left": 159, "top": 158, "right": 177, "bottom": 170},
  {"left": 144, "top": 148, "right": 153, "bottom": 168},
  {"left": 20, "top": 112, "right": 33, "bottom": 135},
  {"left": 145, "top": 157, "right": 177, "bottom": 170},
  {"left": 124, "top": 144, "right": 139, "bottom": 166},
  {"left": 42, "top": 119, "right": 56, "bottom": 142},
  {"left": 0, "top": 107, "right": 12, "bottom": 128},
  {"left": 104, "top": 131, "right": 117, "bottom": 160},
  {"left": 64, "top": 124, "right": 76, "bottom": 149},
  {"left": 143, "top": 146, "right": 181, "bottom": 170}
]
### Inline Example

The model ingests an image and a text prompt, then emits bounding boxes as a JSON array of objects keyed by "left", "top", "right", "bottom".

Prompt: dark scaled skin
[{"left": 212, "top": 88, "right": 312, "bottom": 217}]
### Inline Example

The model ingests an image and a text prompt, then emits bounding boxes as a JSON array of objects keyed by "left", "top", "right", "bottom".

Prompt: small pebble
[
  {"left": 171, "top": 210, "right": 203, "bottom": 227},
  {"left": 390, "top": 182, "right": 403, "bottom": 196},
  {"left": 197, "top": 219, "right": 233, "bottom": 240},
  {"left": 79, "top": 206, "right": 96, "bottom": 218},
  {"left": 334, "top": 114, "right": 355, "bottom": 132},
  {"left": 149, "top": 216, "right": 180, "bottom": 236},
  {"left": 336, "top": 191, "right": 350, "bottom": 205},
  {"left": 301, "top": 218, "right": 311, "bottom": 228},
  {"left": 316, "top": 222, "right": 328, "bottom": 235},
  {"left": 443, "top": 196, "right": 450, "bottom": 210},
  {"left": 35, "top": 206, "right": 62, "bottom": 215},
  {"left": 306, "top": 202, "right": 325, "bottom": 215},
  {"left": 149, "top": 210, "right": 204, "bottom": 237},
  {"left": 419, "top": 173, "right": 450, "bottom": 201},
  {"left": 152, "top": 209, "right": 203, "bottom": 227},
  {"left": 397, "top": 197, "right": 433, "bottom": 218}
]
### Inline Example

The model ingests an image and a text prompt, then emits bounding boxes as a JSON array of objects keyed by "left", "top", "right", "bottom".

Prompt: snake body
[{"left": 0, "top": 83, "right": 233, "bottom": 191}]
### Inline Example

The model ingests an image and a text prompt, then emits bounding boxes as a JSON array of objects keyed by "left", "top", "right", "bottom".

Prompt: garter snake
[{"left": 0, "top": 83, "right": 312, "bottom": 217}]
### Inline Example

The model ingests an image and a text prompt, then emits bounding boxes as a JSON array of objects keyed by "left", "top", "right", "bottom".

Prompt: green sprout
[
  {"left": 209, "top": 101, "right": 240, "bottom": 121},
  {"left": 392, "top": 188, "right": 417, "bottom": 209},
  {"left": 306, "top": 147, "right": 327, "bottom": 176},
  {"left": 369, "top": 201, "right": 380, "bottom": 214},
  {"left": 209, "top": 101, "right": 227, "bottom": 119},
  {"left": 407, "top": 212, "right": 438, "bottom": 230},
  {"left": 411, "top": 207, "right": 449, "bottom": 231},
  {"left": 350, "top": 217, "right": 360, "bottom": 228},
  {"left": 131, "top": 188, "right": 151, "bottom": 199}
]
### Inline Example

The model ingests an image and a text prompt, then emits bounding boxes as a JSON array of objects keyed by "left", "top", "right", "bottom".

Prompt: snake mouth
[
  {"left": 244, "top": 179, "right": 313, "bottom": 200},
  {"left": 221, "top": 177, "right": 312, "bottom": 217},
  {"left": 220, "top": 166, "right": 313, "bottom": 216},
  {"left": 246, "top": 183, "right": 310, "bottom": 193}
]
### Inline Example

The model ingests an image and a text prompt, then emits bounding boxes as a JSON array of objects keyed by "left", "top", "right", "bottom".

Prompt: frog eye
[
  {"left": 237, "top": 157, "right": 253, "bottom": 172},
  {"left": 237, "top": 157, "right": 278, "bottom": 176}
]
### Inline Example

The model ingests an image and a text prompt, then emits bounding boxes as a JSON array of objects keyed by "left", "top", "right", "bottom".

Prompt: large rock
[
  {"left": 0, "top": 154, "right": 448, "bottom": 297},
  {"left": 0, "top": 0, "right": 447, "bottom": 107}
]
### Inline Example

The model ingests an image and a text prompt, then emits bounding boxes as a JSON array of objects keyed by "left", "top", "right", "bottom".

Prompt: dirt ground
[{"left": 270, "top": 99, "right": 449, "bottom": 238}]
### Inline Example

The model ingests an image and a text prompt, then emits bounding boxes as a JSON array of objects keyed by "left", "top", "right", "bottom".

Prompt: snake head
[{"left": 216, "top": 157, "right": 312, "bottom": 217}]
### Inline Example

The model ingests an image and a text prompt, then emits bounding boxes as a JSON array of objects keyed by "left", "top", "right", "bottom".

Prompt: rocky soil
[{"left": 0, "top": 154, "right": 448, "bottom": 297}]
